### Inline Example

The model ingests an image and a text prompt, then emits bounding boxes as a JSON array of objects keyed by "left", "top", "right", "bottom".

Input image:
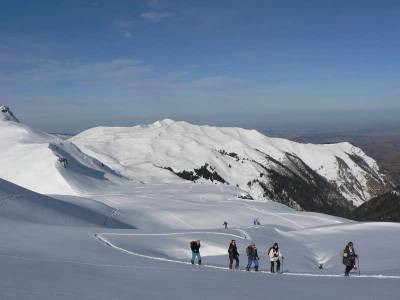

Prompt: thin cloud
[
  {"left": 183, "top": 76, "right": 247, "bottom": 91},
  {"left": 145, "top": 0, "right": 169, "bottom": 9},
  {"left": 140, "top": 11, "right": 171, "bottom": 23},
  {"left": 0, "top": 58, "right": 151, "bottom": 86},
  {"left": 123, "top": 32, "right": 133, "bottom": 38},
  {"left": 114, "top": 17, "right": 135, "bottom": 38}
]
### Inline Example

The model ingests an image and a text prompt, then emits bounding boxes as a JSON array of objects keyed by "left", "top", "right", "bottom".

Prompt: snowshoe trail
[{"left": 94, "top": 232, "right": 400, "bottom": 280}]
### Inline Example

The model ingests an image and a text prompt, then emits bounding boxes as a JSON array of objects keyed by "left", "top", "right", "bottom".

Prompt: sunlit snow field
[
  {"left": 1, "top": 180, "right": 400, "bottom": 300},
  {"left": 1, "top": 109, "right": 400, "bottom": 299}
]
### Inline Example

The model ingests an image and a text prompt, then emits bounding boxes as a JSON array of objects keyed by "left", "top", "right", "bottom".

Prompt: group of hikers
[
  {"left": 190, "top": 240, "right": 284, "bottom": 273},
  {"left": 190, "top": 240, "right": 359, "bottom": 276},
  {"left": 223, "top": 219, "right": 262, "bottom": 230}
]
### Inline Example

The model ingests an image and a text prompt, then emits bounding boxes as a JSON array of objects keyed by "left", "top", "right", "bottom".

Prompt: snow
[
  {"left": 1, "top": 221, "right": 398, "bottom": 300},
  {"left": 0, "top": 111, "right": 125, "bottom": 195},
  {"left": 0, "top": 108, "right": 399, "bottom": 299},
  {"left": 0, "top": 178, "right": 133, "bottom": 228},
  {"left": 1, "top": 178, "right": 400, "bottom": 299},
  {"left": 71, "top": 119, "right": 387, "bottom": 205},
  {"left": 0, "top": 105, "right": 19, "bottom": 122}
]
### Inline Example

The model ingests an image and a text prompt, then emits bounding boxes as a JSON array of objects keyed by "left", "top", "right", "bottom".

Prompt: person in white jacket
[{"left": 268, "top": 242, "right": 283, "bottom": 273}]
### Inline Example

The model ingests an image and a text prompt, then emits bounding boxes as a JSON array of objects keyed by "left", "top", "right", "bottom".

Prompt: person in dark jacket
[
  {"left": 223, "top": 221, "right": 228, "bottom": 229},
  {"left": 190, "top": 240, "right": 201, "bottom": 265},
  {"left": 228, "top": 240, "right": 239, "bottom": 269},
  {"left": 268, "top": 242, "right": 283, "bottom": 273},
  {"left": 246, "top": 242, "right": 259, "bottom": 271},
  {"left": 342, "top": 241, "right": 358, "bottom": 276}
]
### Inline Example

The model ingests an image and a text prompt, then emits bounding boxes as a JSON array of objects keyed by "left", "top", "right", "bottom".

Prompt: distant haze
[{"left": 12, "top": 106, "right": 400, "bottom": 137}]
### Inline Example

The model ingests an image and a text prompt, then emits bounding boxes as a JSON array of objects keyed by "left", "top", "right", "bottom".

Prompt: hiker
[
  {"left": 246, "top": 242, "right": 259, "bottom": 271},
  {"left": 190, "top": 240, "right": 201, "bottom": 265},
  {"left": 58, "top": 157, "right": 68, "bottom": 168},
  {"left": 342, "top": 241, "right": 358, "bottom": 276},
  {"left": 223, "top": 221, "right": 228, "bottom": 229},
  {"left": 268, "top": 242, "right": 283, "bottom": 273},
  {"left": 228, "top": 240, "right": 239, "bottom": 270}
]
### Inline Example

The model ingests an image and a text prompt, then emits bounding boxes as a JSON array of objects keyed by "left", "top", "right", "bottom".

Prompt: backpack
[
  {"left": 246, "top": 246, "right": 251, "bottom": 256},
  {"left": 190, "top": 241, "right": 196, "bottom": 250}
]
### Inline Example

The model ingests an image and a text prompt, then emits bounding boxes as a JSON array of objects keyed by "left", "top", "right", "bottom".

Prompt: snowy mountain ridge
[
  {"left": 1, "top": 107, "right": 400, "bottom": 300},
  {"left": 71, "top": 118, "right": 392, "bottom": 213},
  {"left": 0, "top": 106, "right": 124, "bottom": 195},
  {"left": 0, "top": 106, "right": 391, "bottom": 214},
  {"left": 0, "top": 105, "right": 19, "bottom": 122}
]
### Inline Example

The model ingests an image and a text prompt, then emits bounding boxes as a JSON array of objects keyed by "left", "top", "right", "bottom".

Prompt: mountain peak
[
  {"left": 160, "top": 118, "right": 175, "bottom": 125},
  {"left": 0, "top": 106, "right": 19, "bottom": 122},
  {"left": 71, "top": 119, "right": 391, "bottom": 210},
  {"left": 150, "top": 118, "right": 177, "bottom": 128}
]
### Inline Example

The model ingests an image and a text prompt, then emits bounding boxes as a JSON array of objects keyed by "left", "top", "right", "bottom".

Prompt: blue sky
[{"left": 1, "top": 0, "right": 400, "bottom": 132}]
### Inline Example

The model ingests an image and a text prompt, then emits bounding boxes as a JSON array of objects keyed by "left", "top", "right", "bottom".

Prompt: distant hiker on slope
[
  {"left": 246, "top": 242, "right": 259, "bottom": 271},
  {"left": 268, "top": 242, "right": 283, "bottom": 273},
  {"left": 228, "top": 240, "right": 239, "bottom": 270},
  {"left": 190, "top": 240, "right": 201, "bottom": 265},
  {"left": 58, "top": 157, "right": 68, "bottom": 168},
  {"left": 223, "top": 221, "right": 228, "bottom": 229},
  {"left": 342, "top": 241, "right": 358, "bottom": 276}
]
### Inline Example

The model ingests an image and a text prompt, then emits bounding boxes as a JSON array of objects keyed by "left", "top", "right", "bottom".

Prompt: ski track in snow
[
  {"left": 94, "top": 232, "right": 400, "bottom": 280},
  {"left": 277, "top": 212, "right": 345, "bottom": 224},
  {"left": 163, "top": 211, "right": 196, "bottom": 229},
  {"left": 242, "top": 203, "right": 305, "bottom": 229},
  {"left": 234, "top": 228, "right": 252, "bottom": 240},
  {"left": 103, "top": 208, "right": 119, "bottom": 227},
  {"left": 0, "top": 253, "right": 199, "bottom": 273}
]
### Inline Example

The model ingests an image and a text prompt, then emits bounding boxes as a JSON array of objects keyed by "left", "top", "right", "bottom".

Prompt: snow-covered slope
[
  {"left": 0, "top": 178, "right": 133, "bottom": 228},
  {"left": 71, "top": 119, "right": 390, "bottom": 211},
  {"left": 0, "top": 105, "right": 19, "bottom": 122},
  {"left": 0, "top": 110, "right": 398, "bottom": 299},
  {"left": 1, "top": 107, "right": 399, "bottom": 299},
  {"left": 0, "top": 106, "right": 124, "bottom": 195},
  {"left": 100, "top": 222, "right": 400, "bottom": 275},
  {"left": 1, "top": 178, "right": 399, "bottom": 300}
]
